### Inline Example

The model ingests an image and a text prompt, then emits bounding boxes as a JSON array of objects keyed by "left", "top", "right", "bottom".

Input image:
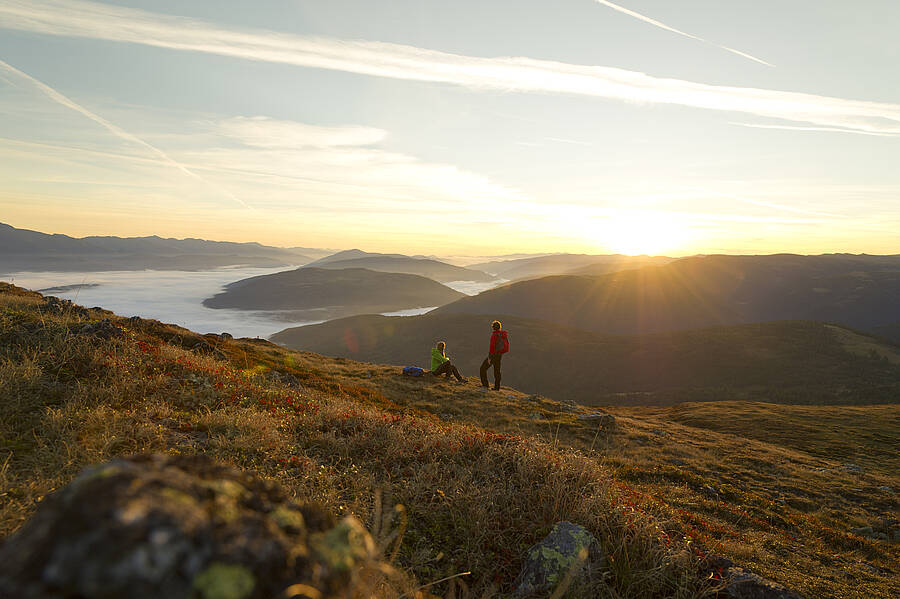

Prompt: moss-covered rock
[
  {"left": 0, "top": 454, "right": 377, "bottom": 599},
  {"left": 513, "top": 521, "right": 604, "bottom": 596}
]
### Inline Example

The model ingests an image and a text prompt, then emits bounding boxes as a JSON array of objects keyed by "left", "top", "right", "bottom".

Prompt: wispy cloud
[
  {"left": 218, "top": 117, "right": 388, "bottom": 149},
  {"left": 3, "top": 1, "right": 900, "bottom": 134},
  {"left": 730, "top": 122, "right": 900, "bottom": 137},
  {"left": 592, "top": 0, "right": 774, "bottom": 67},
  {"left": 0, "top": 58, "right": 251, "bottom": 208},
  {"left": 198, "top": 117, "right": 528, "bottom": 213}
]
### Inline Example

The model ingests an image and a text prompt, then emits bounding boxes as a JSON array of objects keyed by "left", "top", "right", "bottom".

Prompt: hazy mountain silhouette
[
  {"left": 203, "top": 267, "right": 464, "bottom": 319},
  {"left": 272, "top": 313, "right": 900, "bottom": 406},
  {"left": 468, "top": 253, "right": 674, "bottom": 280},
  {"left": 435, "top": 254, "right": 900, "bottom": 335},
  {"left": 305, "top": 250, "right": 495, "bottom": 283},
  {"left": 0, "top": 222, "right": 320, "bottom": 272}
]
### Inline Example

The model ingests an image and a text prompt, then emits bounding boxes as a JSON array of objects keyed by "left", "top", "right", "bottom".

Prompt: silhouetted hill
[
  {"left": 272, "top": 313, "right": 900, "bottom": 406},
  {"left": 435, "top": 254, "right": 900, "bottom": 335},
  {"left": 468, "top": 253, "right": 674, "bottom": 280},
  {"left": 306, "top": 253, "right": 495, "bottom": 283},
  {"left": 203, "top": 267, "right": 464, "bottom": 319},
  {"left": 0, "top": 222, "right": 318, "bottom": 272}
]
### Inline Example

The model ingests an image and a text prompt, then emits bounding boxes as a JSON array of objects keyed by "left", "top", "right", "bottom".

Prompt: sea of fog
[{"left": 2, "top": 267, "right": 504, "bottom": 339}]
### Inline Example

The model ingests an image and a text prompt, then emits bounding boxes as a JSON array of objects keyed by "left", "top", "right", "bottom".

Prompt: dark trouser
[
  {"left": 433, "top": 361, "right": 463, "bottom": 381},
  {"left": 480, "top": 354, "right": 502, "bottom": 389}
]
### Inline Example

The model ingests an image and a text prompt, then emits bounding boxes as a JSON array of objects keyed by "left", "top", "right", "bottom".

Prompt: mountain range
[
  {"left": 468, "top": 253, "right": 674, "bottom": 281},
  {"left": 436, "top": 253, "right": 900, "bottom": 338},
  {"left": 0, "top": 222, "right": 323, "bottom": 272}
]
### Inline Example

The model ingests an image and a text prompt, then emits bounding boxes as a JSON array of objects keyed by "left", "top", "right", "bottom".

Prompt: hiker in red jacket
[{"left": 480, "top": 320, "right": 509, "bottom": 390}]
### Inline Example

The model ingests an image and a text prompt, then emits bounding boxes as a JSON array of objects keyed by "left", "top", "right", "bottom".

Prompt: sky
[{"left": 1, "top": 0, "right": 898, "bottom": 256}]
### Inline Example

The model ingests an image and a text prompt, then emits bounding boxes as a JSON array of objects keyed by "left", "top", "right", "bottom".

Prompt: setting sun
[{"left": 598, "top": 212, "right": 691, "bottom": 255}]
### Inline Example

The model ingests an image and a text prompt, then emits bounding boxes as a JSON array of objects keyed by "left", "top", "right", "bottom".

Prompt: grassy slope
[
  {"left": 272, "top": 313, "right": 900, "bottom": 406},
  {"left": 2, "top": 284, "right": 898, "bottom": 598},
  {"left": 269, "top": 356, "right": 900, "bottom": 599},
  {"left": 0, "top": 284, "right": 704, "bottom": 599}
]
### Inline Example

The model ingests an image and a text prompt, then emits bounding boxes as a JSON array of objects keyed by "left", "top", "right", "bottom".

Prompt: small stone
[
  {"left": 702, "top": 485, "right": 719, "bottom": 497},
  {"left": 514, "top": 521, "right": 603, "bottom": 596},
  {"left": 850, "top": 526, "right": 873, "bottom": 537}
]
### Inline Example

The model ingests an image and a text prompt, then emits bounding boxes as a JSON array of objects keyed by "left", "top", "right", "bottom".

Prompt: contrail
[
  {"left": 0, "top": 58, "right": 251, "bottom": 209},
  {"left": 5, "top": 1, "right": 900, "bottom": 134},
  {"left": 730, "top": 122, "right": 900, "bottom": 138},
  {"left": 592, "top": 0, "right": 774, "bottom": 67}
]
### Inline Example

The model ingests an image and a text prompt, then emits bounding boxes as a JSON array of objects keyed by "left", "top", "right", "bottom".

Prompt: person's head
[
  {"left": 491, "top": 320, "right": 501, "bottom": 331},
  {"left": 436, "top": 341, "right": 446, "bottom": 355}
]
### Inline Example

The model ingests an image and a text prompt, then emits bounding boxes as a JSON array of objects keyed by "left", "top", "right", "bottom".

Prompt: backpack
[
  {"left": 494, "top": 331, "right": 510, "bottom": 354},
  {"left": 402, "top": 366, "right": 425, "bottom": 377}
]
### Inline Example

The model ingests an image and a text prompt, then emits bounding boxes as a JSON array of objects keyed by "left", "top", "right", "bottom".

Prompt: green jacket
[{"left": 431, "top": 347, "right": 450, "bottom": 371}]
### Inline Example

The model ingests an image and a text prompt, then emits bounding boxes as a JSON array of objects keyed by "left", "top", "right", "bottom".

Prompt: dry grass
[
  {"left": 0, "top": 284, "right": 716, "bottom": 598},
  {"left": 272, "top": 344, "right": 900, "bottom": 599}
]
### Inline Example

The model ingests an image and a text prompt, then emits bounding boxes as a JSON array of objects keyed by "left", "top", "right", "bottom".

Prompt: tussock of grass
[{"left": 0, "top": 283, "right": 715, "bottom": 598}]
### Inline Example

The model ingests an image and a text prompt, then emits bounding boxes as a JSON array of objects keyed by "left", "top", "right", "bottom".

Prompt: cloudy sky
[{"left": 1, "top": 0, "right": 898, "bottom": 256}]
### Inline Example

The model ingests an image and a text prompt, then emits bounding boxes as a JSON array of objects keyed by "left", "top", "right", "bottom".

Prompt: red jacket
[{"left": 489, "top": 330, "right": 509, "bottom": 354}]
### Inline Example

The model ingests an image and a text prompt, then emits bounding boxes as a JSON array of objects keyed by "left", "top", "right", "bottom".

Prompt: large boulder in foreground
[
  {"left": 514, "top": 521, "right": 604, "bottom": 596},
  {"left": 0, "top": 454, "right": 377, "bottom": 599}
]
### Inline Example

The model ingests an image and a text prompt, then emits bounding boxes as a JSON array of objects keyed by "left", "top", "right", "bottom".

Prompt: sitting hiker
[{"left": 431, "top": 341, "right": 465, "bottom": 383}]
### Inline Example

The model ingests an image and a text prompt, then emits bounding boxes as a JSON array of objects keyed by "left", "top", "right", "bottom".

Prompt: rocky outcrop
[
  {"left": 514, "top": 521, "right": 604, "bottom": 596},
  {"left": 0, "top": 454, "right": 379, "bottom": 599},
  {"left": 79, "top": 318, "right": 123, "bottom": 339}
]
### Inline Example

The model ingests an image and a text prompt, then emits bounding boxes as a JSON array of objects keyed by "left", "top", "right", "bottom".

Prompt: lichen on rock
[
  {"left": 0, "top": 454, "right": 380, "bottom": 599},
  {"left": 513, "top": 521, "right": 604, "bottom": 597}
]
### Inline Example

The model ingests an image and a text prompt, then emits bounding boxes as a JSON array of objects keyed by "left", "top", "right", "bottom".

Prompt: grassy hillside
[
  {"left": 436, "top": 254, "right": 900, "bottom": 335},
  {"left": 203, "top": 267, "right": 464, "bottom": 319},
  {"left": 2, "top": 283, "right": 898, "bottom": 598},
  {"left": 272, "top": 313, "right": 900, "bottom": 406}
]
